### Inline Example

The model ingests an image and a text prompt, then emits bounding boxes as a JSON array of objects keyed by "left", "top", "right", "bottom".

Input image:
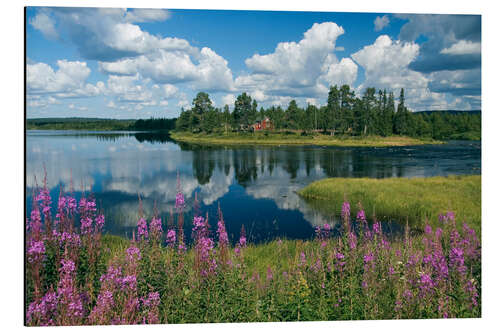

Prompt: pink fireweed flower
[
  {"left": 78, "top": 197, "right": 87, "bottom": 215},
  {"left": 141, "top": 291, "right": 161, "bottom": 325},
  {"left": 178, "top": 242, "right": 187, "bottom": 253},
  {"left": 312, "top": 258, "right": 322, "bottom": 273},
  {"left": 67, "top": 196, "right": 77, "bottom": 214},
  {"left": 150, "top": 217, "right": 163, "bottom": 240},
  {"left": 28, "top": 207, "right": 42, "bottom": 237},
  {"left": 36, "top": 188, "right": 52, "bottom": 221},
  {"left": 435, "top": 227, "right": 443, "bottom": 240},
  {"left": 314, "top": 225, "right": 321, "bottom": 238},
  {"left": 60, "top": 231, "right": 81, "bottom": 245},
  {"left": 341, "top": 201, "right": 350, "bottom": 220},
  {"left": 239, "top": 225, "right": 247, "bottom": 247},
  {"left": 175, "top": 192, "right": 185, "bottom": 211},
  {"left": 57, "top": 259, "right": 84, "bottom": 323},
  {"left": 465, "top": 279, "right": 479, "bottom": 309},
  {"left": 166, "top": 229, "right": 176, "bottom": 247},
  {"left": 142, "top": 291, "right": 160, "bottom": 308},
  {"left": 27, "top": 240, "right": 45, "bottom": 263},
  {"left": 266, "top": 266, "right": 273, "bottom": 281},
  {"left": 55, "top": 195, "right": 67, "bottom": 225},
  {"left": 431, "top": 252, "right": 449, "bottom": 280},
  {"left": 462, "top": 223, "right": 480, "bottom": 260},
  {"left": 217, "top": 220, "right": 229, "bottom": 247},
  {"left": 99, "top": 265, "right": 123, "bottom": 288},
  {"left": 348, "top": 231, "right": 357, "bottom": 249},
  {"left": 450, "top": 247, "right": 466, "bottom": 275},
  {"left": 373, "top": 221, "right": 382, "bottom": 235},
  {"left": 80, "top": 216, "right": 93, "bottom": 235},
  {"left": 60, "top": 259, "right": 76, "bottom": 275},
  {"left": 137, "top": 217, "right": 148, "bottom": 240},
  {"left": 364, "top": 252, "right": 374, "bottom": 263},
  {"left": 121, "top": 275, "right": 137, "bottom": 291},
  {"left": 95, "top": 214, "right": 105, "bottom": 232},
  {"left": 26, "top": 290, "right": 58, "bottom": 326},
  {"left": 316, "top": 223, "right": 331, "bottom": 239},
  {"left": 446, "top": 211, "right": 455, "bottom": 221},
  {"left": 363, "top": 252, "right": 375, "bottom": 272},
  {"left": 439, "top": 211, "right": 456, "bottom": 224},
  {"left": 196, "top": 236, "right": 217, "bottom": 277},
  {"left": 406, "top": 254, "right": 421, "bottom": 268},
  {"left": 356, "top": 209, "right": 366, "bottom": 222},
  {"left": 126, "top": 246, "right": 142, "bottom": 262},
  {"left": 403, "top": 289, "right": 413, "bottom": 302},
  {"left": 418, "top": 273, "right": 435, "bottom": 296},
  {"left": 192, "top": 216, "right": 207, "bottom": 240},
  {"left": 89, "top": 290, "right": 114, "bottom": 324},
  {"left": 424, "top": 224, "right": 432, "bottom": 235},
  {"left": 299, "top": 252, "right": 306, "bottom": 266},
  {"left": 239, "top": 236, "right": 247, "bottom": 247}
]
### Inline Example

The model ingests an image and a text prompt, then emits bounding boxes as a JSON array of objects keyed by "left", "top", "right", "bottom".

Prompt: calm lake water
[{"left": 26, "top": 130, "right": 481, "bottom": 244}]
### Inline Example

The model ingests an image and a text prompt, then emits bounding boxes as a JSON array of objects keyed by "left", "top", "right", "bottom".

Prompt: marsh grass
[
  {"left": 170, "top": 131, "right": 441, "bottom": 147},
  {"left": 298, "top": 175, "right": 481, "bottom": 231}
]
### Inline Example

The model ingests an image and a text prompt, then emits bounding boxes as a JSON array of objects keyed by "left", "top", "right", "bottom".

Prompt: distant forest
[
  {"left": 176, "top": 86, "right": 481, "bottom": 140},
  {"left": 26, "top": 117, "right": 177, "bottom": 132}
]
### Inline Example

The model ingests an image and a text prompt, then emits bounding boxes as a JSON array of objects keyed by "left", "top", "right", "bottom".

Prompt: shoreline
[{"left": 170, "top": 131, "right": 443, "bottom": 147}]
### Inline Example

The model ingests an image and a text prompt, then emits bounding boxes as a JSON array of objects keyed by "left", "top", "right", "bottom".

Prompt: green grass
[
  {"left": 170, "top": 131, "right": 442, "bottom": 147},
  {"left": 298, "top": 175, "right": 481, "bottom": 231}
]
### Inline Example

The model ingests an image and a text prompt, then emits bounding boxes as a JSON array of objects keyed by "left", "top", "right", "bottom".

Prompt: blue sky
[{"left": 26, "top": 7, "right": 481, "bottom": 119}]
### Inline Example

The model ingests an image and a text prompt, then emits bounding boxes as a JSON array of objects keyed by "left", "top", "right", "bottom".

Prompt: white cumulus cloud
[
  {"left": 27, "top": 60, "right": 104, "bottom": 99},
  {"left": 440, "top": 40, "right": 481, "bottom": 55},
  {"left": 235, "top": 22, "right": 358, "bottom": 101},
  {"left": 374, "top": 15, "right": 390, "bottom": 32},
  {"left": 30, "top": 11, "right": 58, "bottom": 40}
]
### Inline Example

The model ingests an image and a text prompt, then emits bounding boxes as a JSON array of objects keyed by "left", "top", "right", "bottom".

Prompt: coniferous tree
[
  {"left": 233, "top": 93, "right": 253, "bottom": 129},
  {"left": 339, "top": 84, "right": 355, "bottom": 134},
  {"left": 326, "top": 85, "right": 341, "bottom": 135},
  {"left": 286, "top": 100, "right": 301, "bottom": 129}
]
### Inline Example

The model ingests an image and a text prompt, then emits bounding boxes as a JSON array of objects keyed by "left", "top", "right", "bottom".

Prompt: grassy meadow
[{"left": 298, "top": 175, "right": 481, "bottom": 231}]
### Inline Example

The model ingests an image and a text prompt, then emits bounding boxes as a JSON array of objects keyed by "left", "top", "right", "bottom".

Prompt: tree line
[
  {"left": 175, "top": 86, "right": 481, "bottom": 140},
  {"left": 27, "top": 117, "right": 177, "bottom": 132}
]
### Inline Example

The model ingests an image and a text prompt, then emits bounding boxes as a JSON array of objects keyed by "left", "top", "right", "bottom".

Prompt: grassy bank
[
  {"left": 170, "top": 131, "right": 442, "bottom": 147},
  {"left": 298, "top": 175, "right": 481, "bottom": 231}
]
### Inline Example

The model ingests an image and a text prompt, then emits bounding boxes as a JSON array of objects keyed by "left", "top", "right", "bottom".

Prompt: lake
[{"left": 25, "top": 130, "right": 481, "bottom": 244}]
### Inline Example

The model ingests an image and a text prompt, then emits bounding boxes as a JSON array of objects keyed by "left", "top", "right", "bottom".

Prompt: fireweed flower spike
[
  {"left": 175, "top": 192, "right": 185, "bottom": 211},
  {"left": 356, "top": 209, "right": 366, "bottom": 223},
  {"left": 150, "top": 216, "right": 163, "bottom": 241},
  {"left": 239, "top": 225, "right": 247, "bottom": 247},
  {"left": 137, "top": 217, "right": 148, "bottom": 240},
  {"left": 217, "top": 219, "right": 229, "bottom": 247},
  {"left": 166, "top": 229, "right": 176, "bottom": 248},
  {"left": 341, "top": 201, "right": 350, "bottom": 221}
]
